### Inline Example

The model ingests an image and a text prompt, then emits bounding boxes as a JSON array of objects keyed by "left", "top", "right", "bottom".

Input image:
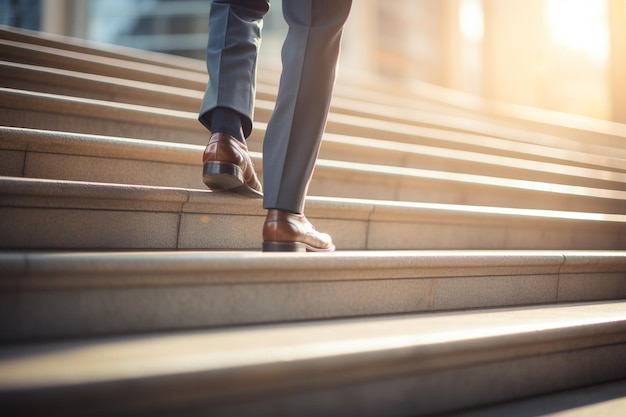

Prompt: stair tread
[
  {"left": 4, "top": 249, "right": 625, "bottom": 283},
  {"left": 3, "top": 126, "right": 625, "bottom": 215},
  {"left": 1, "top": 302, "right": 625, "bottom": 411}
]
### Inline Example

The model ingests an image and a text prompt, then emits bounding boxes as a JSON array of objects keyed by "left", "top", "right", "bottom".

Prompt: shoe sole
[
  {"left": 263, "top": 241, "right": 336, "bottom": 252},
  {"left": 202, "top": 161, "right": 263, "bottom": 198}
]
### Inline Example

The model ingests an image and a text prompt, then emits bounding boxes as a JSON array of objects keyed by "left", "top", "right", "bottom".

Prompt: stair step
[
  {"left": 3, "top": 126, "right": 625, "bottom": 214},
  {"left": 1, "top": 250, "right": 625, "bottom": 340},
  {"left": 4, "top": 78, "right": 625, "bottom": 190},
  {"left": 400, "top": 76, "right": 626, "bottom": 153},
  {"left": 0, "top": 87, "right": 207, "bottom": 144},
  {"left": 2, "top": 176, "right": 625, "bottom": 250},
  {"left": 0, "top": 25, "right": 207, "bottom": 72},
  {"left": 337, "top": 62, "right": 626, "bottom": 159},
  {"left": 3, "top": 58, "right": 626, "bottom": 165},
  {"left": 4, "top": 125, "right": 625, "bottom": 193},
  {"left": 4, "top": 26, "right": 626, "bottom": 154},
  {"left": 320, "top": 133, "right": 626, "bottom": 189},
  {"left": 0, "top": 126, "right": 204, "bottom": 189},
  {"left": 5, "top": 59, "right": 626, "bottom": 163},
  {"left": 0, "top": 60, "right": 205, "bottom": 113},
  {"left": 0, "top": 38, "right": 208, "bottom": 91},
  {"left": 3, "top": 87, "right": 625, "bottom": 176},
  {"left": 330, "top": 94, "right": 626, "bottom": 161},
  {"left": 1, "top": 301, "right": 625, "bottom": 416}
]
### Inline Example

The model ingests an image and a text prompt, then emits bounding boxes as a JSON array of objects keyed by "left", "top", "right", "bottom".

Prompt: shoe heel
[
  {"left": 203, "top": 161, "right": 244, "bottom": 189},
  {"left": 263, "top": 241, "right": 306, "bottom": 252},
  {"left": 203, "top": 162, "right": 263, "bottom": 198}
]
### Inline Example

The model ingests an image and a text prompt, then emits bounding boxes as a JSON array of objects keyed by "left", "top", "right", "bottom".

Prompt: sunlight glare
[
  {"left": 545, "top": 0, "right": 609, "bottom": 65},
  {"left": 460, "top": 0, "right": 484, "bottom": 43}
]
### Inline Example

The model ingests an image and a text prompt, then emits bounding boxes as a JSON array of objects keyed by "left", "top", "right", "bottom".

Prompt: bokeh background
[{"left": 2, "top": 0, "right": 625, "bottom": 122}]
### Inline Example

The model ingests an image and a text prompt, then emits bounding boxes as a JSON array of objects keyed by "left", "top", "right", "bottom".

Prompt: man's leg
[
  {"left": 199, "top": 0, "right": 269, "bottom": 138},
  {"left": 199, "top": 0, "right": 269, "bottom": 197},
  {"left": 262, "top": 0, "right": 352, "bottom": 213},
  {"left": 262, "top": 0, "right": 352, "bottom": 252}
]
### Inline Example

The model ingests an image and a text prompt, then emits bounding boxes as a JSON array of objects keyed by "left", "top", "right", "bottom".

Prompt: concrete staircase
[{"left": 1, "top": 26, "right": 625, "bottom": 416}]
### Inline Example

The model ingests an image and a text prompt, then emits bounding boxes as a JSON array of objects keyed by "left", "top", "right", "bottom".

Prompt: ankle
[{"left": 210, "top": 107, "right": 245, "bottom": 144}]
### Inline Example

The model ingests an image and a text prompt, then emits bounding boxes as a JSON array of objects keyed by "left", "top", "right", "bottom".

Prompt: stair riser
[
  {"left": 7, "top": 151, "right": 204, "bottom": 190},
  {"left": 2, "top": 270, "right": 625, "bottom": 341},
  {"left": 4, "top": 147, "right": 625, "bottom": 214},
  {"left": 4, "top": 125, "right": 626, "bottom": 198},
  {"left": 2, "top": 196, "right": 626, "bottom": 251},
  {"left": 2, "top": 250, "right": 626, "bottom": 340}
]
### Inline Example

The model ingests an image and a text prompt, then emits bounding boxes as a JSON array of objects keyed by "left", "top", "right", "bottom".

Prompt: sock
[{"left": 210, "top": 107, "right": 245, "bottom": 144}]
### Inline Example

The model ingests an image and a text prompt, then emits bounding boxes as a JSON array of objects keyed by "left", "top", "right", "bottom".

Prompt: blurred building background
[{"left": 2, "top": 0, "right": 626, "bottom": 122}]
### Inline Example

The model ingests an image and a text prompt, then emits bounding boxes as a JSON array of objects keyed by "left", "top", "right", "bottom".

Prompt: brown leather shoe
[
  {"left": 202, "top": 133, "right": 262, "bottom": 197},
  {"left": 263, "top": 209, "right": 335, "bottom": 252}
]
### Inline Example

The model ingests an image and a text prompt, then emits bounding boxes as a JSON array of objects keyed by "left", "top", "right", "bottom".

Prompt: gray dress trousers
[{"left": 199, "top": 0, "right": 352, "bottom": 213}]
